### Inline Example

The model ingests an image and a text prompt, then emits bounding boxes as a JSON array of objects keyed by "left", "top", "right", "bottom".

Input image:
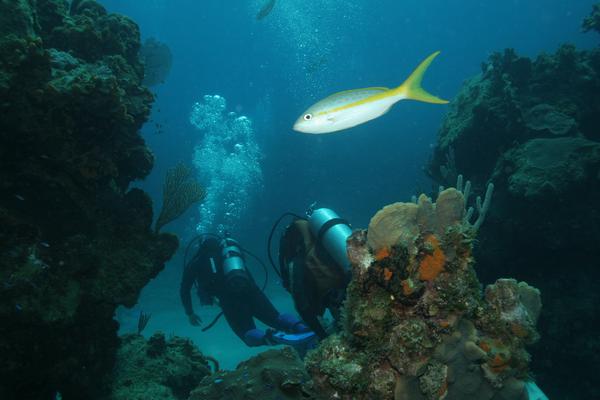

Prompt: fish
[
  {"left": 256, "top": 0, "right": 276, "bottom": 20},
  {"left": 293, "top": 51, "right": 449, "bottom": 134}
]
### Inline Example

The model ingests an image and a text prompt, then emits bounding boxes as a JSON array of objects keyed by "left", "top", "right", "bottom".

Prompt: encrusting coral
[{"left": 306, "top": 182, "right": 539, "bottom": 400}]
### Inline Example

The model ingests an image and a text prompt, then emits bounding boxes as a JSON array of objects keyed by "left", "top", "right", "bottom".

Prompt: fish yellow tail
[{"left": 392, "top": 51, "right": 449, "bottom": 104}]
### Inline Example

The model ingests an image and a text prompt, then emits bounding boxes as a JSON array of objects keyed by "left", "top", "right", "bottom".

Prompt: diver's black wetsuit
[{"left": 180, "top": 237, "right": 305, "bottom": 346}]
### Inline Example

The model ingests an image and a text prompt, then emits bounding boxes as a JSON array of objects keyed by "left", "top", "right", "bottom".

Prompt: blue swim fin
[
  {"left": 269, "top": 331, "right": 318, "bottom": 356},
  {"left": 525, "top": 381, "right": 549, "bottom": 400}
]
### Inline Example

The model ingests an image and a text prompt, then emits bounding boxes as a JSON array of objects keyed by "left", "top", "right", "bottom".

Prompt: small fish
[
  {"left": 293, "top": 51, "right": 449, "bottom": 134},
  {"left": 256, "top": 0, "right": 276, "bottom": 20},
  {"left": 15, "top": 194, "right": 25, "bottom": 201}
]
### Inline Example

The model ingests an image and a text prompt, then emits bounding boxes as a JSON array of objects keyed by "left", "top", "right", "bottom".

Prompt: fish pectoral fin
[{"left": 326, "top": 115, "right": 336, "bottom": 122}]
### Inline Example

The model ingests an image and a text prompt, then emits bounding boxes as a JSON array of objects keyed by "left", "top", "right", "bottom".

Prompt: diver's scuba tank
[
  {"left": 307, "top": 208, "right": 352, "bottom": 272},
  {"left": 219, "top": 235, "right": 251, "bottom": 289}
]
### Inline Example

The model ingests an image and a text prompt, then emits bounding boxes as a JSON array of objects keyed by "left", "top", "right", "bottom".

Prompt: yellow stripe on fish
[{"left": 293, "top": 51, "right": 449, "bottom": 134}]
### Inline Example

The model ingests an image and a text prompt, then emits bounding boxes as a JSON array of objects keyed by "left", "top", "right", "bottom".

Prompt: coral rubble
[
  {"left": 0, "top": 1, "right": 177, "bottom": 398},
  {"left": 306, "top": 189, "right": 540, "bottom": 399},
  {"left": 107, "top": 333, "right": 212, "bottom": 400},
  {"left": 426, "top": 21, "right": 600, "bottom": 400},
  {"left": 189, "top": 348, "right": 316, "bottom": 399}
]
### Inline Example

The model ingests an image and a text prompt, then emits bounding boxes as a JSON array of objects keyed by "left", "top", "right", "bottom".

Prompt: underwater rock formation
[
  {"left": 426, "top": 20, "right": 600, "bottom": 400},
  {"left": 306, "top": 189, "right": 540, "bottom": 400},
  {"left": 107, "top": 333, "right": 212, "bottom": 400},
  {"left": 583, "top": 3, "right": 600, "bottom": 34},
  {"left": 189, "top": 348, "right": 316, "bottom": 399},
  {"left": 428, "top": 44, "right": 600, "bottom": 188},
  {"left": 0, "top": 1, "right": 177, "bottom": 398}
]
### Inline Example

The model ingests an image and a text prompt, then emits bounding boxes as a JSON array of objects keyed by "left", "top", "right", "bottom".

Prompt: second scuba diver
[
  {"left": 274, "top": 207, "right": 352, "bottom": 339},
  {"left": 180, "top": 234, "right": 317, "bottom": 354}
]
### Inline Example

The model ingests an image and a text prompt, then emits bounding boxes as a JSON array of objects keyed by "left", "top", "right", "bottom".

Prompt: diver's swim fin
[
  {"left": 525, "top": 381, "right": 549, "bottom": 400},
  {"left": 268, "top": 330, "right": 318, "bottom": 356}
]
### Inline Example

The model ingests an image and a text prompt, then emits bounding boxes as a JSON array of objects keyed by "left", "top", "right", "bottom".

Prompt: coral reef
[
  {"left": 155, "top": 163, "right": 205, "bottom": 233},
  {"left": 306, "top": 189, "right": 540, "bottom": 399},
  {"left": 427, "top": 45, "right": 600, "bottom": 187},
  {"left": 107, "top": 333, "right": 212, "bottom": 400},
  {"left": 0, "top": 1, "right": 177, "bottom": 398},
  {"left": 582, "top": 3, "right": 600, "bottom": 34},
  {"left": 189, "top": 347, "right": 316, "bottom": 399},
  {"left": 426, "top": 23, "right": 600, "bottom": 400}
]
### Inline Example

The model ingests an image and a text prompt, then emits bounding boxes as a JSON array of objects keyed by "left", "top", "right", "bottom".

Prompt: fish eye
[{"left": 303, "top": 114, "right": 312, "bottom": 121}]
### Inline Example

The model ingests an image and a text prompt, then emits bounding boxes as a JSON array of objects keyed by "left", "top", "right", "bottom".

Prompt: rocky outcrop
[
  {"left": 0, "top": 1, "right": 177, "bottom": 398},
  {"left": 189, "top": 348, "right": 316, "bottom": 399},
  {"left": 107, "top": 333, "right": 212, "bottom": 400},
  {"left": 427, "top": 45, "right": 600, "bottom": 188}
]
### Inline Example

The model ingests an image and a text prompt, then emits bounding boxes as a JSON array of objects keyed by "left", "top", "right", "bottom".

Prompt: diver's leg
[
  {"left": 219, "top": 295, "right": 261, "bottom": 346},
  {"left": 247, "top": 285, "right": 311, "bottom": 334},
  {"left": 249, "top": 285, "right": 283, "bottom": 327}
]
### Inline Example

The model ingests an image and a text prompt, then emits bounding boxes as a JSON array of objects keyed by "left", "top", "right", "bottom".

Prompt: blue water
[{"left": 99, "top": 0, "right": 598, "bottom": 370}]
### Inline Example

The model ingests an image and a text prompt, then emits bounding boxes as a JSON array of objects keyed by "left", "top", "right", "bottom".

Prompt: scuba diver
[
  {"left": 180, "top": 234, "right": 317, "bottom": 353},
  {"left": 272, "top": 206, "right": 352, "bottom": 339}
]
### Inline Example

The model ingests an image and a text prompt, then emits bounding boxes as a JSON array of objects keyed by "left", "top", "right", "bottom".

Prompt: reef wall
[
  {"left": 0, "top": 1, "right": 177, "bottom": 398},
  {"left": 306, "top": 188, "right": 540, "bottom": 399},
  {"left": 426, "top": 7, "right": 600, "bottom": 399}
]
